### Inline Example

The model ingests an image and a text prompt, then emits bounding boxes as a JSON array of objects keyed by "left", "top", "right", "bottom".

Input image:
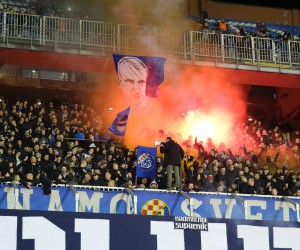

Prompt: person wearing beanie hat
[{"left": 150, "top": 180, "right": 158, "bottom": 189}]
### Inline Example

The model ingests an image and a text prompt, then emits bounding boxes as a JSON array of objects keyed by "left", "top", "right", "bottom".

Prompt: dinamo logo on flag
[
  {"left": 141, "top": 199, "right": 170, "bottom": 216},
  {"left": 138, "top": 153, "right": 155, "bottom": 172}
]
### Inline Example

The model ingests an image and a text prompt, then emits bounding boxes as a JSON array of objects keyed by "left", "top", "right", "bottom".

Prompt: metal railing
[
  {"left": 44, "top": 16, "right": 80, "bottom": 44},
  {"left": 117, "top": 24, "right": 157, "bottom": 53},
  {"left": 0, "top": 11, "right": 299, "bottom": 71},
  {"left": 5, "top": 182, "right": 300, "bottom": 220},
  {"left": 2, "top": 13, "right": 42, "bottom": 43}
]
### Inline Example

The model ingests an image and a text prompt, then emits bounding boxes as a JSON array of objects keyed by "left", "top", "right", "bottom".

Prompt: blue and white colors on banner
[
  {"left": 0, "top": 184, "right": 300, "bottom": 222},
  {"left": 0, "top": 209, "right": 300, "bottom": 250},
  {"left": 109, "top": 106, "right": 130, "bottom": 136},
  {"left": 136, "top": 146, "right": 157, "bottom": 179},
  {"left": 113, "top": 54, "right": 167, "bottom": 98}
]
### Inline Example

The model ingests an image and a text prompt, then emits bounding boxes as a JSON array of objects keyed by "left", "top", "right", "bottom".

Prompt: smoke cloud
[
  {"left": 111, "top": 0, "right": 190, "bottom": 28},
  {"left": 87, "top": 0, "right": 248, "bottom": 150}
]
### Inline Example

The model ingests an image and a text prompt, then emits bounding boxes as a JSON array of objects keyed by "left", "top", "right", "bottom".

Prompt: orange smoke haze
[
  {"left": 111, "top": 0, "right": 190, "bottom": 29},
  {"left": 87, "top": 0, "right": 248, "bottom": 150},
  {"left": 94, "top": 64, "right": 248, "bottom": 150}
]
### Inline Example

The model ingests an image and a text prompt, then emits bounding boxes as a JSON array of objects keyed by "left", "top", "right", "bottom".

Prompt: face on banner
[{"left": 118, "top": 57, "right": 149, "bottom": 111}]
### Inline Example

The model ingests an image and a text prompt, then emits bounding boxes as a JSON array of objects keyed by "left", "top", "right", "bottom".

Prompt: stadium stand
[
  {"left": 0, "top": 3, "right": 300, "bottom": 249},
  {"left": 193, "top": 16, "right": 300, "bottom": 40},
  {"left": 0, "top": 96, "right": 299, "bottom": 197},
  {"left": 0, "top": 6, "right": 298, "bottom": 196}
]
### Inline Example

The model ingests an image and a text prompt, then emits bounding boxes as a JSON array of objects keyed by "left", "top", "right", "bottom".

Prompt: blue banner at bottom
[{"left": 0, "top": 209, "right": 299, "bottom": 250}]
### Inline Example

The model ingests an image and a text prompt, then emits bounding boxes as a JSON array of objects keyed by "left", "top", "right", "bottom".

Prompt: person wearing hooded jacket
[{"left": 160, "top": 137, "right": 184, "bottom": 190}]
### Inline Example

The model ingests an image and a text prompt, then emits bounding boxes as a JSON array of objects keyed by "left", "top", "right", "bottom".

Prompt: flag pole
[
  {"left": 122, "top": 135, "right": 129, "bottom": 188},
  {"left": 122, "top": 110, "right": 127, "bottom": 186},
  {"left": 121, "top": 114, "right": 128, "bottom": 187}
]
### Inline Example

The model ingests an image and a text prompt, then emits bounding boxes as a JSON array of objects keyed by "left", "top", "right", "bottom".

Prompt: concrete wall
[{"left": 277, "top": 88, "right": 300, "bottom": 120}]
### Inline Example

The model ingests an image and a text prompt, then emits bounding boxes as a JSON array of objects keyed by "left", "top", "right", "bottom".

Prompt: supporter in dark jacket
[
  {"left": 214, "top": 166, "right": 227, "bottom": 186},
  {"left": 184, "top": 160, "right": 196, "bottom": 185},
  {"left": 183, "top": 182, "right": 201, "bottom": 192},
  {"left": 160, "top": 137, "right": 184, "bottom": 190},
  {"left": 238, "top": 175, "right": 248, "bottom": 194},
  {"left": 21, "top": 172, "right": 40, "bottom": 188},
  {"left": 24, "top": 155, "right": 42, "bottom": 179},
  {"left": 203, "top": 174, "right": 216, "bottom": 192},
  {"left": 245, "top": 177, "right": 260, "bottom": 194}
]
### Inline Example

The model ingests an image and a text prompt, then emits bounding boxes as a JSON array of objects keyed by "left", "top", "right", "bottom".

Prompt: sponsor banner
[
  {"left": 174, "top": 216, "right": 208, "bottom": 231},
  {"left": 0, "top": 209, "right": 299, "bottom": 250},
  {"left": 0, "top": 184, "right": 299, "bottom": 222}
]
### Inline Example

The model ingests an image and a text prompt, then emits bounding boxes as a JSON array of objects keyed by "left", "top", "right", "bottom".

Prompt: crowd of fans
[
  {"left": 197, "top": 16, "right": 298, "bottom": 42},
  {"left": 1, "top": 5, "right": 36, "bottom": 16},
  {"left": 194, "top": 17, "right": 299, "bottom": 63},
  {"left": 0, "top": 96, "right": 300, "bottom": 197}
]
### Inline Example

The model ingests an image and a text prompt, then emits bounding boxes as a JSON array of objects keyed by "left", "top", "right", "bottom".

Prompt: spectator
[
  {"left": 219, "top": 19, "right": 227, "bottom": 33},
  {"left": 202, "top": 21, "right": 209, "bottom": 41},
  {"left": 216, "top": 181, "right": 227, "bottom": 193},
  {"left": 213, "top": 20, "right": 220, "bottom": 32},
  {"left": 81, "top": 173, "right": 92, "bottom": 185},
  {"left": 238, "top": 175, "right": 248, "bottom": 194},
  {"left": 183, "top": 182, "right": 201, "bottom": 192},
  {"left": 108, "top": 179, "right": 116, "bottom": 187},
  {"left": 214, "top": 166, "right": 227, "bottom": 186},
  {"left": 24, "top": 155, "right": 42, "bottom": 179},
  {"left": 203, "top": 174, "right": 216, "bottom": 192},
  {"left": 184, "top": 160, "right": 196, "bottom": 185},
  {"left": 160, "top": 137, "right": 184, "bottom": 190},
  {"left": 56, "top": 165, "right": 69, "bottom": 184},
  {"left": 21, "top": 172, "right": 39, "bottom": 188},
  {"left": 1, "top": 96, "right": 300, "bottom": 197},
  {"left": 271, "top": 187, "right": 279, "bottom": 196},
  {"left": 256, "top": 21, "right": 268, "bottom": 34},
  {"left": 150, "top": 180, "right": 158, "bottom": 189},
  {"left": 237, "top": 25, "right": 246, "bottom": 36},
  {"left": 194, "top": 168, "right": 204, "bottom": 190},
  {"left": 156, "top": 165, "right": 166, "bottom": 189},
  {"left": 295, "top": 189, "right": 300, "bottom": 197},
  {"left": 246, "top": 177, "right": 260, "bottom": 194},
  {"left": 12, "top": 173, "right": 21, "bottom": 184}
]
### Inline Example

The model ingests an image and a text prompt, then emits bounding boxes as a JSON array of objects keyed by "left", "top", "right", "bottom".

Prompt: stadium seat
[{"left": 206, "top": 17, "right": 300, "bottom": 39}]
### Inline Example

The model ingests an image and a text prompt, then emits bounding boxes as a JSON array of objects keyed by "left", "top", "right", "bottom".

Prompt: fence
[
  {"left": 2, "top": 12, "right": 42, "bottom": 43},
  {"left": 1, "top": 183, "right": 300, "bottom": 221},
  {"left": 0, "top": 11, "right": 299, "bottom": 70}
]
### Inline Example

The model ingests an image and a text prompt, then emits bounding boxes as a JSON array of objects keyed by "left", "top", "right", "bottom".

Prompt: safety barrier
[{"left": 0, "top": 12, "right": 299, "bottom": 70}]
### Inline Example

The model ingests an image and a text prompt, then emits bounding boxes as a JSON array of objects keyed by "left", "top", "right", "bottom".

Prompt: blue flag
[
  {"left": 113, "top": 54, "right": 166, "bottom": 98},
  {"left": 136, "top": 146, "right": 157, "bottom": 179},
  {"left": 109, "top": 107, "right": 130, "bottom": 136}
]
